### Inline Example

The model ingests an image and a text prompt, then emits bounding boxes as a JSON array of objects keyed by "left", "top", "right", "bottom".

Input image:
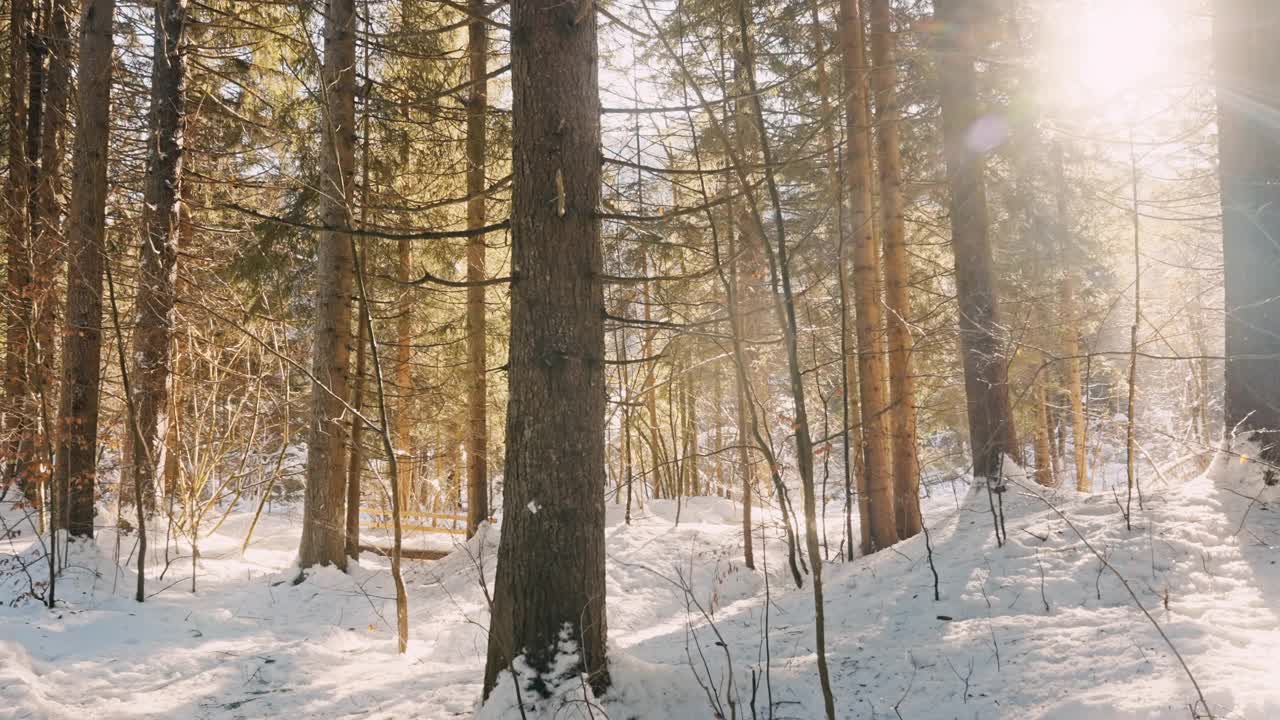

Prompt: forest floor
[{"left": 2, "top": 451, "right": 1279, "bottom": 719}]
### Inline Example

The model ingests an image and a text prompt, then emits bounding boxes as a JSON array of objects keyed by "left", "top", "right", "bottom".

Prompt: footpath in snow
[{"left": 1, "top": 452, "right": 1278, "bottom": 719}]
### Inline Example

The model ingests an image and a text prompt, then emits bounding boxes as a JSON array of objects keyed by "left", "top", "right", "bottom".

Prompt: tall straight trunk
[
  {"left": 346, "top": 289, "right": 366, "bottom": 558},
  {"left": 481, "top": 0, "right": 608, "bottom": 699},
  {"left": 395, "top": 235, "right": 412, "bottom": 458},
  {"left": 54, "top": 0, "right": 115, "bottom": 537},
  {"left": 684, "top": 359, "right": 698, "bottom": 495},
  {"left": 1051, "top": 143, "right": 1089, "bottom": 490},
  {"left": 1033, "top": 384, "right": 1054, "bottom": 486},
  {"left": 1125, "top": 139, "right": 1141, "bottom": 519},
  {"left": 641, "top": 254, "right": 665, "bottom": 498},
  {"left": 463, "top": 0, "right": 489, "bottom": 537},
  {"left": 729, "top": 223, "right": 755, "bottom": 568},
  {"left": 14, "top": 0, "right": 43, "bottom": 499},
  {"left": 5, "top": 0, "right": 31, "bottom": 495},
  {"left": 129, "top": 0, "right": 188, "bottom": 512},
  {"left": 839, "top": 0, "right": 895, "bottom": 551},
  {"left": 932, "top": 0, "right": 1017, "bottom": 480},
  {"left": 870, "top": 0, "right": 920, "bottom": 538},
  {"left": 1216, "top": 0, "right": 1280, "bottom": 469},
  {"left": 712, "top": 361, "right": 723, "bottom": 496},
  {"left": 393, "top": 239, "right": 412, "bottom": 508},
  {"left": 346, "top": 19, "right": 372, "bottom": 558},
  {"left": 299, "top": 0, "right": 356, "bottom": 570}
]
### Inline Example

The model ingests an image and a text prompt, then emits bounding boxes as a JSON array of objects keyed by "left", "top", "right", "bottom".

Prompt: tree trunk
[
  {"left": 870, "top": 0, "right": 920, "bottom": 538},
  {"left": 1052, "top": 143, "right": 1089, "bottom": 491},
  {"left": 686, "top": 362, "right": 698, "bottom": 495},
  {"left": 839, "top": 0, "right": 896, "bottom": 550},
  {"left": 299, "top": 0, "right": 356, "bottom": 570},
  {"left": 729, "top": 223, "right": 756, "bottom": 568},
  {"left": 933, "top": 0, "right": 1018, "bottom": 480},
  {"left": 1216, "top": 0, "right": 1280, "bottom": 472},
  {"left": 395, "top": 236, "right": 412, "bottom": 450},
  {"left": 1033, "top": 384, "right": 1054, "bottom": 486},
  {"left": 395, "top": 233, "right": 412, "bottom": 510},
  {"left": 480, "top": 0, "right": 609, "bottom": 699},
  {"left": 346, "top": 297, "right": 366, "bottom": 559},
  {"left": 54, "top": 0, "right": 115, "bottom": 537},
  {"left": 129, "top": 0, "right": 187, "bottom": 513},
  {"left": 464, "top": 0, "right": 489, "bottom": 537},
  {"left": 5, "top": 0, "right": 31, "bottom": 498}
]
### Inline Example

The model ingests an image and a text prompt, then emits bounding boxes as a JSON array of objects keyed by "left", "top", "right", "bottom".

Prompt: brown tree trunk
[
  {"left": 299, "top": 0, "right": 355, "bottom": 570},
  {"left": 481, "top": 0, "right": 609, "bottom": 698},
  {"left": 681, "top": 349, "right": 698, "bottom": 496},
  {"left": 1033, "top": 384, "right": 1054, "bottom": 486},
  {"left": 346, "top": 296, "right": 366, "bottom": 558},
  {"left": 395, "top": 235, "right": 412, "bottom": 454},
  {"left": 1051, "top": 143, "right": 1089, "bottom": 491},
  {"left": 5, "top": 0, "right": 31, "bottom": 498},
  {"left": 1216, "top": 0, "right": 1280, "bottom": 471},
  {"left": 933, "top": 0, "right": 1018, "bottom": 480},
  {"left": 54, "top": 0, "right": 115, "bottom": 537},
  {"left": 729, "top": 221, "right": 756, "bottom": 568},
  {"left": 641, "top": 254, "right": 665, "bottom": 498},
  {"left": 394, "top": 233, "right": 412, "bottom": 513},
  {"left": 839, "top": 0, "right": 896, "bottom": 550},
  {"left": 870, "top": 0, "right": 920, "bottom": 538},
  {"left": 129, "top": 0, "right": 188, "bottom": 513},
  {"left": 464, "top": 0, "right": 489, "bottom": 536}
]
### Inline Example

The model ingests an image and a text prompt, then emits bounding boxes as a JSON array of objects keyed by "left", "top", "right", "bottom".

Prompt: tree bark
[
  {"left": 464, "top": 0, "right": 489, "bottom": 537},
  {"left": 28, "top": 0, "right": 72, "bottom": 502},
  {"left": 129, "top": 0, "right": 188, "bottom": 513},
  {"left": 346, "top": 297, "right": 366, "bottom": 559},
  {"left": 839, "top": 0, "right": 896, "bottom": 550},
  {"left": 932, "top": 0, "right": 1018, "bottom": 480},
  {"left": 1033, "top": 383, "right": 1054, "bottom": 486},
  {"left": 5, "top": 0, "right": 31, "bottom": 498},
  {"left": 54, "top": 0, "right": 116, "bottom": 537},
  {"left": 481, "top": 0, "right": 609, "bottom": 699},
  {"left": 870, "top": 0, "right": 920, "bottom": 538},
  {"left": 1216, "top": 0, "right": 1280, "bottom": 471},
  {"left": 299, "top": 0, "right": 356, "bottom": 570},
  {"left": 1051, "top": 143, "right": 1089, "bottom": 491}
]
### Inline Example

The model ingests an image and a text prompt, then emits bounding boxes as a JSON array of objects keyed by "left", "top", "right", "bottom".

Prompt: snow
[{"left": 2, "top": 448, "right": 1279, "bottom": 719}]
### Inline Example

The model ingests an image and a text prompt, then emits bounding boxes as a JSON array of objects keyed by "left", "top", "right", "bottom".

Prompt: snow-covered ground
[{"left": 2, "top": 451, "right": 1278, "bottom": 719}]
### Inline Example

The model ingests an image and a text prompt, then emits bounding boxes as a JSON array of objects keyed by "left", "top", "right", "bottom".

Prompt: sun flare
[{"left": 1047, "top": 0, "right": 1178, "bottom": 112}]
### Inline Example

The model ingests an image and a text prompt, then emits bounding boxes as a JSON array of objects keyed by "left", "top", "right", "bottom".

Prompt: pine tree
[
  {"left": 464, "top": 0, "right": 490, "bottom": 537},
  {"left": 933, "top": 0, "right": 1018, "bottom": 480},
  {"left": 129, "top": 0, "right": 188, "bottom": 512},
  {"left": 839, "top": 0, "right": 896, "bottom": 551},
  {"left": 481, "top": 0, "right": 609, "bottom": 698},
  {"left": 870, "top": 0, "right": 921, "bottom": 538},
  {"left": 299, "top": 0, "right": 356, "bottom": 570},
  {"left": 55, "top": 0, "right": 116, "bottom": 536},
  {"left": 1216, "top": 0, "right": 1280, "bottom": 470}
]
